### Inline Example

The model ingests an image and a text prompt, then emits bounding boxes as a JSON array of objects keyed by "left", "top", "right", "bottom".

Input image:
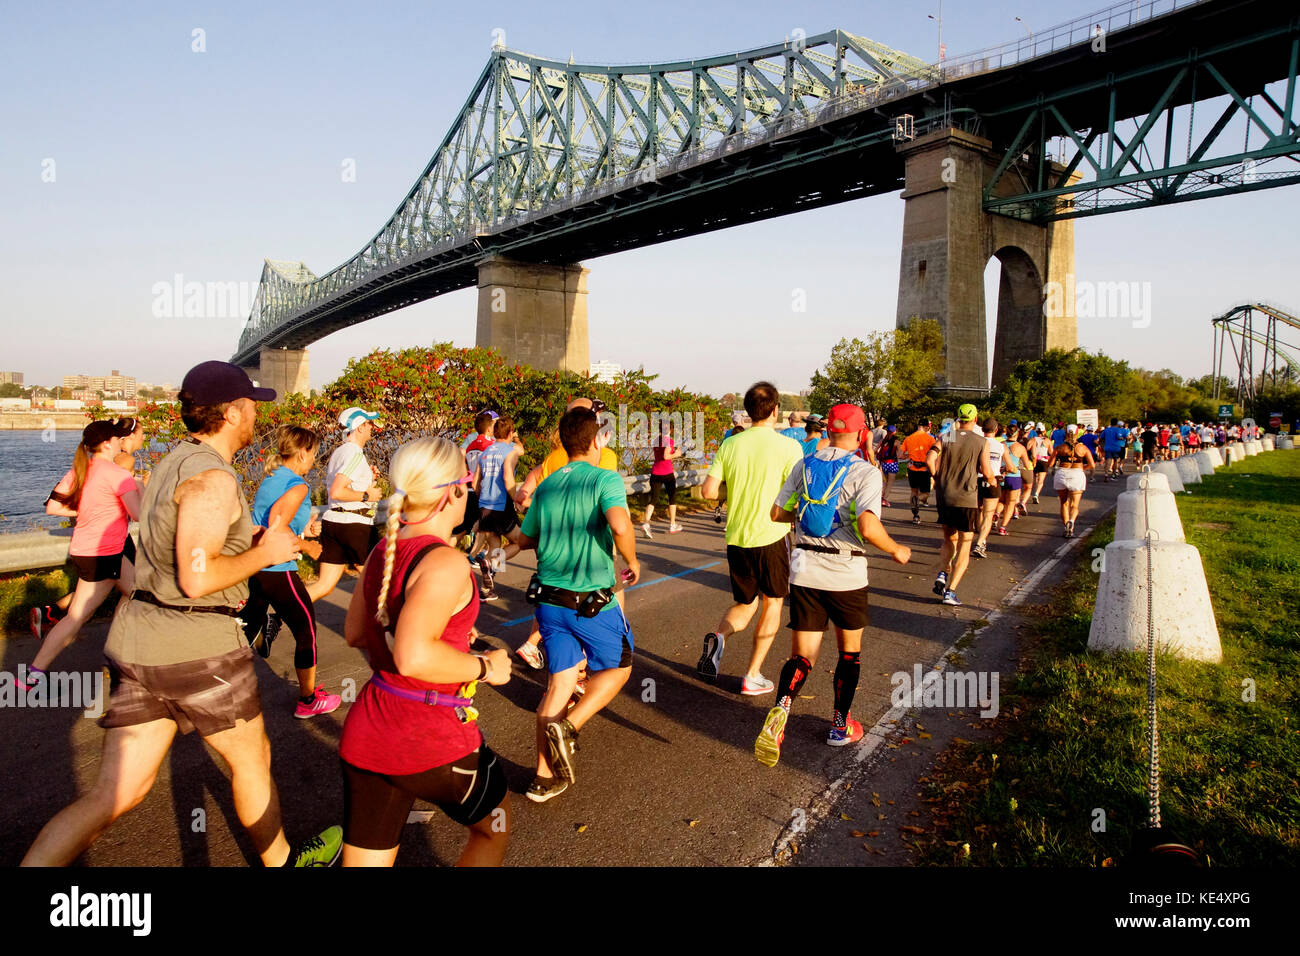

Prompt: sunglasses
[{"left": 432, "top": 471, "right": 474, "bottom": 499}]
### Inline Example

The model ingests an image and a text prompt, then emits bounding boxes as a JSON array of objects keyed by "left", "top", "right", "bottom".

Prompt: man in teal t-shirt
[
  {"left": 515, "top": 406, "right": 640, "bottom": 804},
  {"left": 700, "top": 381, "right": 803, "bottom": 696}
]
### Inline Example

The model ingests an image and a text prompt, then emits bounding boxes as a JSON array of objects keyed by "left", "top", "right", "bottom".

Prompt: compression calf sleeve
[
  {"left": 777, "top": 655, "right": 812, "bottom": 710},
  {"left": 832, "top": 651, "right": 861, "bottom": 727}
]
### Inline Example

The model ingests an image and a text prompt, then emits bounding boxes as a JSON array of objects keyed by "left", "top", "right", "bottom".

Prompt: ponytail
[
  {"left": 51, "top": 443, "right": 94, "bottom": 511},
  {"left": 374, "top": 490, "right": 405, "bottom": 628}
]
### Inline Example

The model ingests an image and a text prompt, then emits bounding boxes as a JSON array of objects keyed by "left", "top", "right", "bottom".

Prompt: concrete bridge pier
[
  {"left": 241, "top": 347, "right": 310, "bottom": 401},
  {"left": 476, "top": 256, "right": 589, "bottom": 374},
  {"left": 894, "top": 128, "right": 1078, "bottom": 391}
]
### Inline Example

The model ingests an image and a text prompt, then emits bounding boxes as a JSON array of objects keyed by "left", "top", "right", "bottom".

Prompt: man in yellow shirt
[{"left": 700, "top": 382, "right": 803, "bottom": 695}]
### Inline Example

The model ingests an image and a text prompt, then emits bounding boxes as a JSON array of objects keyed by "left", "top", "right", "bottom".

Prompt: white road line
[{"left": 761, "top": 513, "right": 1109, "bottom": 866}]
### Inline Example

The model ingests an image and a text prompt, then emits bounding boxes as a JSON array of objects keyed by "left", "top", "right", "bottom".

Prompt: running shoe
[
  {"left": 754, "top": 706, "right": 788, "bottom": 767},
  {"left": 827, "top": 716, "right": 865, "bottom": 747},
  {"left": 932, "top": 571, "right": 948, "bottom": 596},
  {"left": 526, "top": 776, "right": 569, "bottom": 803},
  {"left": 545, "top": 718, "right": 579, "bottom": 784},
  {"left": 741, "top": 674, "right": 774, "bottom": 696},
  {"left": 20, "top": 666, "right": 46, "bottom": 691},
  {"left": 295, "top": 686, "right": 342, "bottom": 719},
  {"left": 475, "top": 552, "right": 495, "bottom": 598},
  {"left": 1032, "top": 494, "right": 1040, "bottom": 505},
  {"left": 713, "top": 506, "right": 724, "bottom": 524},
  {"left": 972, "top": 542, "right": 987, "bottom": 558},
  {"left": 29, "top": 604, "right": 62, "bottom": 640},
  {"left": 516, "top": 640, "right": 546, "bottom": 670},
  {"left": 641, "top": 521, "right": 653, "bottom": 539},
  {"left": 881, "top": 499, "right": 891, "bottom": 507},
  {"left": 290, "top": 825, "right": 343, "bottom": 867},
  {"left": 258, "top": 612, "right": 282, "bottom": 659},
  {"left": 29, "top": 606, "right": 43, "bottom": 641},
  {"left": 1065, "top": 521, "right": 1074, "bottom": 538},
  {"left": 912, "top": 513, "right": 921, "bottom": 526},
  {"left": 997, "top": 526, "right": 1010, "bottom": 536},
  {"left": 668, "top": 523, "right": 683, "bottom": 533},
  {"left": 697, "top": 632, "right": 725, "bottom": 682},
  {"left": 942, "top": 589, "right": 962, "bottom": 606},
  {"left": 573, "top": 676, "right": 587, "bottom": 698}
]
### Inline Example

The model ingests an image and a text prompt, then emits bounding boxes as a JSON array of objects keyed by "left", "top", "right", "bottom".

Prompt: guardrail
[{"left": 0, "top": 469, "right": 712, "bottom": 576}]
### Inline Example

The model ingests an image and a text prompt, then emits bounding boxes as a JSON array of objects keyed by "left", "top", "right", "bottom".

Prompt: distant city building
[
  {"left": 63, "top": 369, "right": 136, "bottom": 397},
  {"left": 589, "top": 360, "right": 623, "bottom": 383},
  {"left": 70, "top": 388, "right": 99, "bottom": 403},
  {"left": 0, "top": 371, "right": 23, "bottom": 385}
]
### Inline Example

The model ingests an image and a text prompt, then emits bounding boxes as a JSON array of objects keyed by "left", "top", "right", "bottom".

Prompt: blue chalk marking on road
[{"left": 492, "top": 560, "right": 724, "bottom": 629}]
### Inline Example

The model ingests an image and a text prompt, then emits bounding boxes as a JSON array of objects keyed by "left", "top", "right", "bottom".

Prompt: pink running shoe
[{"left": 295, "top": 686, "right": 342, "bottom": 719}]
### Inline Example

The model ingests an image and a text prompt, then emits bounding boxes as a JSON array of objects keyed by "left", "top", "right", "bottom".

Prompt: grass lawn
[{"left": 918, "top": 450, "right": 1300, "bottom": 866}]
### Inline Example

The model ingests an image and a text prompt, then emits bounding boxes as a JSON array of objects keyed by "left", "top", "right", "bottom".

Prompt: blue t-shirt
[
  {"left": 781, "top": 427, "right": 805, "bottom": 442},
  {"left": 1051, "top": 428, "right": 1066, "bottom": 447},
  {"left": 1102, "top": 426, "right": 1125, "bottom": 452},
  {"left": 252, "top": 466, "right": 311, "bottom": 572},
  {"left": 801, "top": 436, "right": 822, "bottom": 456},
  {"left": 1180, "top": 425, "right": 1191, "bottom": 438},
  {"left": 476, "top": 440, "right": 515, "bottom": 511},
  {"left": 1081, "top": 433, "right": 1098, "bottom": 455}
]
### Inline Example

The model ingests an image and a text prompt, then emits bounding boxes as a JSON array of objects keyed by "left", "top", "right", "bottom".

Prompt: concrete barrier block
[
  {"left": 1114, "top": 488, "right": 1185, "bottom": 542},
  {"left": 1261, "top": 437, "right": 1275, "bottom": 451},
  {"left": 1088, "top": 540, "right": 1222, "bottom": 663},
  {"left": 1174, "top": 456, "right": 1202, "bottom": 485},
  {"left": 1192, "top": 451, "right": 1215, "bottom": 476},
  {"left": 1151, "top": 460, "right": 1186, "bottom": 493},
  {"left": 1243, "top": 440, "right": 1260, "bottom": 456},
  {"left": 1126, "top": 471, "right": 1170, "bottom": 494},
  {"left": 1205, "top": 447, "right": 1224, "bottom": 468}
]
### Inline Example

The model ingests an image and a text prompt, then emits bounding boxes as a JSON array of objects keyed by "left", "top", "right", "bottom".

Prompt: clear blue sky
[{"left": 2, "top": 0, "right": 1295, "bottom": 396}]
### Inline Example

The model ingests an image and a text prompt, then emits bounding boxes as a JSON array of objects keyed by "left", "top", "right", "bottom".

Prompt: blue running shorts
[{"left": 535, "top": 602, "right": 634, "bottom": 673}]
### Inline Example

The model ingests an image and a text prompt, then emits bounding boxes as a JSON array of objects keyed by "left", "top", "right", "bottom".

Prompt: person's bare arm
[
  {"left": 329, "top": 472, "right": 377, "bottom": 503},
  {"left": 174, "top": 469, "right": 299, "bottom": 599},
  {"left": 857, "top": 510, "right": 910, "bottom": 564},
  {"left": 701, "top": 475, "right": 722, "bottom": 500},
  {"left": 119, "top": 486, "right": 141, "bottom": 522},
  {"left": 268, "top": 485, "right": 320, "bottom": 559},
  {"left": 343, "top": 560, "right": 371, "bottom": 649},
  {"left": 393, "top": 548, "right": 510, "bottom": 685},
  {"left": 605, "top": 505, "right": 640, "bottom": 585},
  {"left": 770, "top": 502, "right": 795, "bottom": 523},
  {"left": 979, "top": 445, "right": 997, "bottom": 486},
  {"left": 514, "top": 464, "right": 541, "bottom": 507},
  {"left": 503, "top": 447, "right": 521, "bottom": 495}
]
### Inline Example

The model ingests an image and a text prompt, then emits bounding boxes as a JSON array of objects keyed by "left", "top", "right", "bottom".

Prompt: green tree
[
  {"left": 0, "top": 383, "right": 23, "bottom": 398},
  {"left": 807, "top": 319, "right": 944, "bottom": 422}
]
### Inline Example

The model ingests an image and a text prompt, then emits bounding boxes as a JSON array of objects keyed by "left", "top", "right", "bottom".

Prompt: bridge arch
[{"left": 987, "top": 244, "right": 1044, "bottom": 389}]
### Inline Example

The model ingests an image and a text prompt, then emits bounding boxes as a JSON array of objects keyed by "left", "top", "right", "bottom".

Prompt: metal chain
[{"left": 1141, "top": 468, "right": 1161, "bottom": 828}]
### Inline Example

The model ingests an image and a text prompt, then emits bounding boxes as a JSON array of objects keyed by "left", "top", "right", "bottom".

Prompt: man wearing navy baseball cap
[{"left": 23, "top": 361, "right": 343, "bottom": 867}]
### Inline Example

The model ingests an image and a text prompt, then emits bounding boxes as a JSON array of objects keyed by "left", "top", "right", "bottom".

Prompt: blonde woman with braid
[{"left": 339, "top": 437, "right": 512, "bottom": 866}]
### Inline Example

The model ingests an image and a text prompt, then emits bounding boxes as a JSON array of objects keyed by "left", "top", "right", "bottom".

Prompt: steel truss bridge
[
  {"left": 232, "top": 0, "right": 1300, "bottom": 368},
  {"left": 1211, "top": 302, "right": 1300, "bottom": 412}
]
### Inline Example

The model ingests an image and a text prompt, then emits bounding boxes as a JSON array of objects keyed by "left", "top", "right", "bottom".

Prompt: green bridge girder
[{"left": 236, "top": 30, "right": 932, "bottom": 359}]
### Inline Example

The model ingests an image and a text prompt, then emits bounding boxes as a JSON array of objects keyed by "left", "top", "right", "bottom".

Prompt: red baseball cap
[{"left": 827, "top": 403, "right": 866, "bottom": 433}]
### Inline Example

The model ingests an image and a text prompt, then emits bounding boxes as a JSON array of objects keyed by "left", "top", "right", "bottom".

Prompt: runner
[
  {"left": 1140, "top": 422, "right": 1159, "bottom": 467},
  {"left": 22, "top": 361, "right": 341, "bottom": 867},
  {"left": 31, "top": 416, "right": 145, "bottom": 640},
  {"left": 240, "top": 425, "right": 340, "bottom": 719},
  {"left": 451, "top": 409, "right": 498, "bottom": 549},
  {"left": 699, "top": 382, "right": 803, "bottom": 694},
  {"left": 1029, "top": 426, "right": 1052, "bottom": 504},
  {"left": 926, "top": 404, "right": 998, "bottom": 606},
  {"left": 1080, "top": 426, "right": 1099, "bottom": 480},
  {"left": 643, "top": 418, "right": 683, "bottom": 537},
  {"left": 1100, "top": 419, "right": 1127, "bottom": 481},
  {"left": 307, "top": 406, "right": 383, "bottom": 603},
  {"left": 901, "top": 420, "right": 936, "bottom": 525},
  {"left": 876, "top": 425, "right": 900, "bottom": 507},
  {"left": 1048, "top": 423, "right": 1096, "bottom": 537},
  {"left": 1157, "top": 423, "right": 1171, "bottom": 460},
  {"left": 338, "top": 436, "right": 512, "bottom": 865},
  {"left": 1167, "top": 421, "right": 1182, "bottom": 459},
  {"left": 512, "top": 405, "right": 640, "bottom": 803},
  {"left": 993, "top": 427, "right": 1029, "bottom": 539},
  {"left": 779, "top": 411, "right": 807, "bottom": 442},
  {"left": 469, "top": 415, "right": 522, "bottom": 599},
  {"left": 971, "top": 419, "right": 1004, "bottom": 559},
  {"left": 801, "top": 418, "right": 826, "bottom": 456},
  {"left": 755, "top": 403, "right": 911, "bottom": 766},
  {"left": 24, "top": 420, "right": 141, "bottom": 685},
  {"left": 511, "top": 396, "right": 620, "bottom": 672}
]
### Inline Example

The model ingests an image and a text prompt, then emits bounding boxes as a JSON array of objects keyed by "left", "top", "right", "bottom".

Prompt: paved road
[{"left": 0, "top": 477, "right": 1123, "bottom": 866}]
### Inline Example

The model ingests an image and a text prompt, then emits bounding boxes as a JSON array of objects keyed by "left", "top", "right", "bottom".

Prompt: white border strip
[{"left": 761, "top": 519, "right": 1103, "bottom": 865}]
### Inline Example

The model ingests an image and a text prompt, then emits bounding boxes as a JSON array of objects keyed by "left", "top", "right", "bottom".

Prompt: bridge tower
[
  {"left": 895, "top": 128, "right": 1078, "bottom": 392},
  {"left": 475, "top": 257, "right": 590, "bottom": 374}
]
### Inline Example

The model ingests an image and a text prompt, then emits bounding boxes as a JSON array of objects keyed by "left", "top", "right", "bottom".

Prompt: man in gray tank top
[
  {"left": 23, "top": 361, "right": 342, "bottom": 868},
  {"left": 926, "top": 403, "right": 998, "bottom": 607}
]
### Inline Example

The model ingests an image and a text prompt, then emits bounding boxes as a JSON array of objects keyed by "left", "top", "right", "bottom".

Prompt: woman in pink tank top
[
  {"left": 340, "top": 436, "right": 513, "bottom": 866},
  {"left": 26, "top": 420, "right": 142, "bottom": 686}
]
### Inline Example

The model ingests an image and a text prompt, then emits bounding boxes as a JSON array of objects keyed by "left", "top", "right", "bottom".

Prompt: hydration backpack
[{"left": 796, "top": 454, "right": 853, "bottom": 538}]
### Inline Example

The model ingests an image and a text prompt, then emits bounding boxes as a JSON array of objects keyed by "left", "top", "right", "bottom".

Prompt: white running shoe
[{"left": 641, "top": 521, "right": 653, "bottom": 539}]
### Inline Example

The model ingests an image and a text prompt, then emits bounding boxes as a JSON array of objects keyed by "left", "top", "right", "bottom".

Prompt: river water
[{"left": 0, "top": 430, "right": 84, "bottom": 532}]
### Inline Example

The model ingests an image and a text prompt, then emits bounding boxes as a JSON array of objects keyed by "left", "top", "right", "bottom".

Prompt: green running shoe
[
  {"left": 754, "top": 706, "right": 788, "bottom": 767},
  {"left": 291, "top": 825, "right": 343, "bottom": 867}
]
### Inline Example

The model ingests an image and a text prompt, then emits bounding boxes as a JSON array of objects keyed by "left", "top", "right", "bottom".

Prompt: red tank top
[{"left": 339, "top": 534, "right": 482, "bottom": 775}]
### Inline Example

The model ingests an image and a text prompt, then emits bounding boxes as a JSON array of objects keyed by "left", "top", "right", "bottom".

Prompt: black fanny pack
[
  {"left": 132, "top": 590, "right": 244, "bottom": 617},
  {"left": 525, "top": 574, "right": 615, "bottom": 618}
]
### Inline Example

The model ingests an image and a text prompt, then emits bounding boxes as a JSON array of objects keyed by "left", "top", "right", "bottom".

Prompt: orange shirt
[{"left": 901, "top": 431, "right": 936, "bottom": 471}]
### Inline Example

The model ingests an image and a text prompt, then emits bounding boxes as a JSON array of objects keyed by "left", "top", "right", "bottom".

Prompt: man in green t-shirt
[
  {"left": 515, "top": 406, "right": 641, "bottom": 804},
  {"left": 700, "top": 381, "right": 803, "bottom": 695}
]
